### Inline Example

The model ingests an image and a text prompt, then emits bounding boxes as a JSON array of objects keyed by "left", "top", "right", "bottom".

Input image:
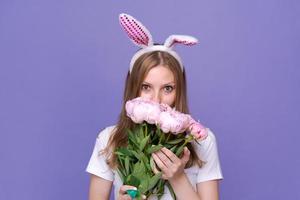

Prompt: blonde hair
[{"left": 104, "top": 51, "right": 202, "bottom": 168}]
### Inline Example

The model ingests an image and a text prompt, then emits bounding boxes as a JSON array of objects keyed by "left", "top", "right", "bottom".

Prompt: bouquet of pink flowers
[{"left": 115, "top": 97, "right": 208, "bottom": 199}]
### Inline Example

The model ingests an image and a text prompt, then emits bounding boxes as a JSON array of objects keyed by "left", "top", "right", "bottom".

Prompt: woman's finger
[
  {"left": 152, "top": 152, "right": 167, "bottom": 171},
  {"left": 181, "top": 147, "right": 190, "bottom": 164},
  {"left": 119, "top": 194, "right": 132, "bottom": 200},
  {"left": 151, "top": 156, "right": 160, "bottom": 174},
  {"left": 160, "top": 147, "right": 179, "bottom": 163},
  {"left": 119, "top": 185, "right": 137, "bottom": 194},
  {"left": 154, "top": 149, "right": 173, "bottom": 166},
  {"left": 118, "top": 185, "right": 138, "bottom": 200}
]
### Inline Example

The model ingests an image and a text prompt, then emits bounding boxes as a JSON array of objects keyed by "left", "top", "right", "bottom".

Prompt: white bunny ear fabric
[
  {"left": 164, "top": 35, "right": 198, "bottom": 48},
  {"left": 119, "top": 13, "right": 153, "bottom": 48}
]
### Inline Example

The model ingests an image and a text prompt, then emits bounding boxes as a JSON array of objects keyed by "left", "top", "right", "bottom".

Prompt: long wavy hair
[{"left": 103, "top": 51, "right": 202, "bottom": 168}]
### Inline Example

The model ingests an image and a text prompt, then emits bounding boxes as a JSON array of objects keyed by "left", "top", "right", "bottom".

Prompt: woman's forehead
[{"left": 143, "top": 65, "right": 175, "bottom": 83}]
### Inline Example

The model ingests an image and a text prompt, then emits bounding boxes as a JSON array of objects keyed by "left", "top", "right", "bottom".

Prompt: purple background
[{"left": 1, "top": 0, "right": 299, "bottom": 199}]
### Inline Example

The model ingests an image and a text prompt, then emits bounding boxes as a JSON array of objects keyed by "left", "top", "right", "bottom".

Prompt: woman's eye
[
  {"left": 141, "top": 84, "right": 150, "bottom": 91},
  {"left": 164, "top": 85, "right": 174, "bottom": 93}
]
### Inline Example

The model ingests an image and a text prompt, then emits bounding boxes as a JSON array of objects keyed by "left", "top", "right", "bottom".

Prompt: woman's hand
[
  {"left": 152, "top": 147, "right": 190, "bottom": 181},
  {"left": 117, "top": 185, "right": 146, "bottom": 200},
  {"left": 117, "top": 185, "right": 137, "bottom": 200}
]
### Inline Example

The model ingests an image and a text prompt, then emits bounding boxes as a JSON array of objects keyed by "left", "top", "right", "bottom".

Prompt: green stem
[
  {"left": 175, "top": 135, "right": 194, "bottom": 156},
  {"left": 166, "top": 133, "right": 171, "bottom": 142}
]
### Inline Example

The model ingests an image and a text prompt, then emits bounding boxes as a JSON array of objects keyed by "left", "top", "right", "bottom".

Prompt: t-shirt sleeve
[
  {"left": 85, "top": 127, "right": 114, "bottom": 182},
  {"left": 195, "top": 128, "right": 223, "bottom": 183}
]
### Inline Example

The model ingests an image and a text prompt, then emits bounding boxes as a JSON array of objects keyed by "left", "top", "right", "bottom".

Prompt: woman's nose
[{"left": 151, "top": 91, "right": 161, "bottom": 103}]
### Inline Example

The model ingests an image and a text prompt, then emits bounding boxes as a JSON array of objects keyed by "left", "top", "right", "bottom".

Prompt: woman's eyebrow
[
  {"left": 163, "top": 82, "right": 176, "bottom": 85},
  {"left": 142, "top": 81, "right": 152, "bottom": 86},
  {"left": 143, "top": 81, "right": 175, "bottom": 85}
]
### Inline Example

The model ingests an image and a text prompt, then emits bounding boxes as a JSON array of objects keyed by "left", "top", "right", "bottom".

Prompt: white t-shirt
[{"left": 86, "top": 125, "right": 223, "bottom": 200}]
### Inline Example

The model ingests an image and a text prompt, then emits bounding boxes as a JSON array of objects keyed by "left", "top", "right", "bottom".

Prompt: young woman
[{"left": 86, "top": 14, "right": 223, "bottom": 200}]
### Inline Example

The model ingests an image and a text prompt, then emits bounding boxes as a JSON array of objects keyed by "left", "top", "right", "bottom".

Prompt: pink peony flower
[
  {"left": 131, "top": 103, "right": 148, "bottom": 123},
  {"left": 159, "top": 103, "right": 173, "bottom": 112},
  {"left": 158, "top": 111, "right": 175, "bottom": 133},
  {"left": 125, "top": 97, "right": 208, "bottom": 138},
  {"left": 125, "top": 99, "right": 135, "bottom": 118},
  {"left": 145, "top": 103, "right": 161, "bottom": 124},
  {"left": 188, "top": 119, "right": 208, "bottom": 140},
  {"left": 158, "top": 109, "right": 191, "bottom": 134},
  {"left": 125, "top": 97, "right": 161, "bottom": 124}
]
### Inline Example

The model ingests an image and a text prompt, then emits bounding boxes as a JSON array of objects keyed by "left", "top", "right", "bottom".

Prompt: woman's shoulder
[
  {"left": 96, "top": 125, "right": 117, "bottom": 145},
  {"left": 192, "top": 128, "right": 219, "bottom": 157},
  {"left": 200, "top": 128, "right": 217, "bottom": 144}
]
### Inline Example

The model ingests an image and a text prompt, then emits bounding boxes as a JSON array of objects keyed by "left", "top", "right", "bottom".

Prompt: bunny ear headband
[{"left": 119, "top": 13, "right": 198, "bottom": 73}]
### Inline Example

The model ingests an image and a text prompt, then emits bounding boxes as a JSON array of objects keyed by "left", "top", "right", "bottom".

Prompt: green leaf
[
  {"left": 128, "top": 130, "right": 140, "bottom": 149},
  {"left": 156, "top": 124, "right": 161, "bottom": 134},
  {"left": 116, "top": 168, "right": 126, "bottom": 182},
  {"left": 149, "top": 129, "right": 154, "bottom": 137},
  {"left": 157, "top": 179, "right": 165, "bottom": 199},
  {"left": 117, "top": 156, "right": 125, "bottom": 170},
  {"left": 132, "top": 165, "right": 140, "bottom": 175},
  {"left": 175, "top": 145, "right": 185, "bottom": 157},
  {"left": 137, "top": 125, "right": 144, "bottom": 141},
  {"left": 142, "top": 122, "right": 148, "bottom": 137},
  {"left": 166, "top": 138, "right": 184, "bottom": 145},
  {"left": 126, "top": 174, "right": 141, "bottom": 187},
  {"left": 169, "top": 145, "right": 177, "bottom": 153},
  {"left": 139, "top": 135, "right": 150, "bottom": 152},
  {"left": 115, "top": 151, "right": 125, "bottom": 157},
  {"left": 144, "top": 161, "right": 151, "bottom": 172},
  {"left": 159, "top": 131, "right": 166, "bottom": 144},
  {"left": 146, "top": 144, "right": 163, "bottom": 154},
  {"left": 163, "top": 143, "right": 173, "bottom": 149},
  {"left": 141, "top": 152, "right": 149, "bottom": 164},
  {"left": 138, "top": 177, "right": 149, "bottom": 194},
  {"left": 148, "top": 173, "right": 162, "bottom": 191},
  {"left": 166, "top": 181, "right": 177, "bottom": 200},
  {"left": 125, "top": 156, "right": 130, "bottom": 175},
  {"left": 132, "top": 161, "right": 145, "bottom": 175},
  {"left": 115, "top": 147, "right": 133, "bottom": 157},
  {"left": 130, "top": 149, "right": 141, "bottom": 160}
]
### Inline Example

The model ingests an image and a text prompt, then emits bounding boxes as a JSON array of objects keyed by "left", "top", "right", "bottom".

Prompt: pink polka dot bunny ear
[
  {"left": 164, "top": 35, "right": 198, "bottom": 48},
  {"left": 119, "top": 13, "right": 153, "bottom": 48},
  {"left": 119, "top": 13, "right": 199, "bottom": 73}
]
